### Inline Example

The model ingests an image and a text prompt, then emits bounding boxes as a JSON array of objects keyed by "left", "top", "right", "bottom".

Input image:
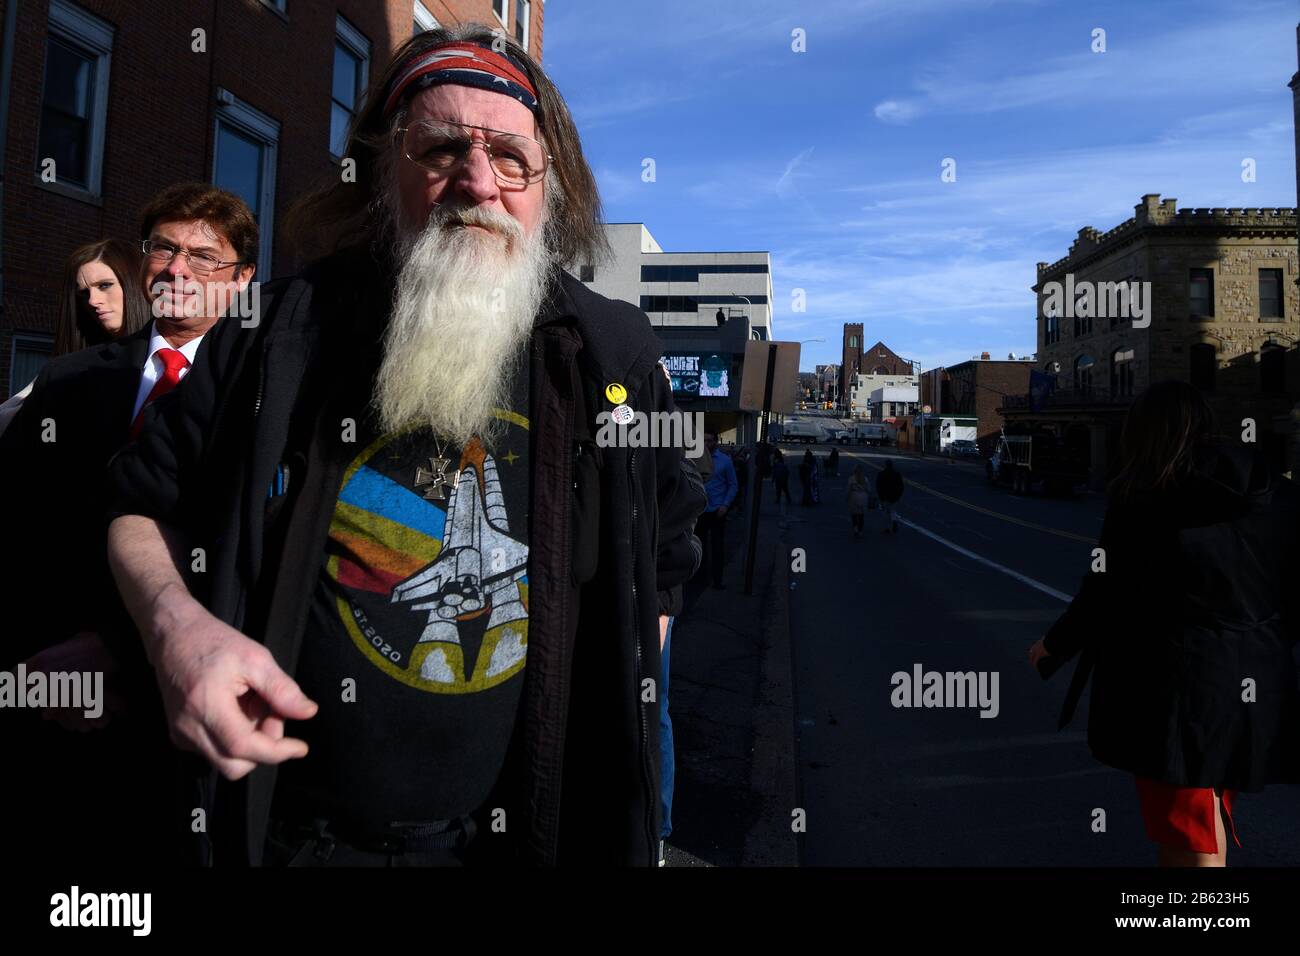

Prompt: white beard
[{"left": 373, "top": 203, "right": 552, "bottom": 447}]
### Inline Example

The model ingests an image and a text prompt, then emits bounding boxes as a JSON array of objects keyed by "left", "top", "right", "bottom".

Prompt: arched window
[
  {"left": 1110, "top": 347, "right": 1134, "bottom": 398},
  {"left": 1189, "top": 342, "right": 1216, "bottom": 391},
  {"left": 1073, "top": 354, "right": 1095, "bottom": 394},
  {"left": 1260, "top": 342, "right": 1286, "bottom": 394}
]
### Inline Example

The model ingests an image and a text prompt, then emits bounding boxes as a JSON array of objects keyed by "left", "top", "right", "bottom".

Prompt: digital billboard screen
[{"left": 661, "top": 352, "right": 731, "bottom": 398}]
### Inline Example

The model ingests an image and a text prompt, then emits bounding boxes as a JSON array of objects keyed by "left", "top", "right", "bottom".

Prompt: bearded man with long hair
[{"left": 104, "top": 24, "right": 705, "bottom": 867}]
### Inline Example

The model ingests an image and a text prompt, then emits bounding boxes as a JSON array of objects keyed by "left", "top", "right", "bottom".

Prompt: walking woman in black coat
[{"left": 1029, "top": 381, "right": 1300, "bottom": 866}]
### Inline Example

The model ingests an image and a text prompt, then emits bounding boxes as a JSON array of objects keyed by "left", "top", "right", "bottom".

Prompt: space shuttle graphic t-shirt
[{"left": 280, "top": 358, "right": 531, "bottom": 826}]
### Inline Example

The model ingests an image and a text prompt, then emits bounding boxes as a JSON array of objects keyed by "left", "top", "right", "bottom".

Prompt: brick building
[
  {"left": 1004, "top": 194, "right": 1299, "bottom": 487},
  {"left": 941, "top": 355, "right": 1032, "bottom": 457},
  {"left": 838, "top": 323, "right": 862, "bottom": 407},
  {"left": 0, "top": 0, "right": 543, "bottom": 397}
]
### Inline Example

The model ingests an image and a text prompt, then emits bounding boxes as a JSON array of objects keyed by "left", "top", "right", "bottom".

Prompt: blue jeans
[{"left": 659, "top": 618, "right": 675, "bottom": 841}]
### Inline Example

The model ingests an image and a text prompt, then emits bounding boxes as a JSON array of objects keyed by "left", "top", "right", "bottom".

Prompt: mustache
[{"left": 427, "top": 203, "right": 523, "bottom": 239}]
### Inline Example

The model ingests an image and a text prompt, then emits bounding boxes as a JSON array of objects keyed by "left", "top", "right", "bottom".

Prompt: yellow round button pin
[{"left": 605, "top": 383, "right": 627, "bottom": 404}]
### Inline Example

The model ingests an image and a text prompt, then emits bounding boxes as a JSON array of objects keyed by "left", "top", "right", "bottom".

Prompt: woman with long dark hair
[
  {"left": 0, "top": 239, "right": 149, "bottom": 436},
  {"left": 1029, "top": 381, "right": 1300, "bottom": 866},
  {"left": 54, "top": 238, "right": 150, "bottom": 354}
]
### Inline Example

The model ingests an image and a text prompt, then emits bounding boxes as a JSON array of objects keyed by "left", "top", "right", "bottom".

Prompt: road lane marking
[
  {"left": 896, "top": 515, "right": 1073, "bottom": 603},
  {"left": 846, "top": 452, "right": 1098, "bottom": 544}
]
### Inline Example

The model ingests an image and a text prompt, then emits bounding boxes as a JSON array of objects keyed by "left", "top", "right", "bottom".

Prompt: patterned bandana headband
[{"left": 382, "top": 41, "right": 539, "bottom": 119}]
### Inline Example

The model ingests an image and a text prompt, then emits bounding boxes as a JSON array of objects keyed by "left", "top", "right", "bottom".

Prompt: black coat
[
  {"left": 875, "top": 467, "right": 903, "bottom": 503},
  {"left": 104, "top": 246, "right": 705, "bottom": 865},
  {"left": 1044, "top": 443, "right": 1300, "bottom": 791},
  {"left": 0, "top": 325, "right": 154, "bottom": 667},
  {"left": 0, "top": 324, "right": 181, "bottom": 863}
]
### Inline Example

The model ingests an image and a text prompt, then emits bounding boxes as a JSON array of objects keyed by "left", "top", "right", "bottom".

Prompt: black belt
[{"left": 269, "top": 813, "right": 477, "bottom": 863}]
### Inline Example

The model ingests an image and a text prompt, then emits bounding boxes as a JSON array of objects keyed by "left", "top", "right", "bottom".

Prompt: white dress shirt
[{"left": 130, "top": 323, "right": 205, "bottom": 422}]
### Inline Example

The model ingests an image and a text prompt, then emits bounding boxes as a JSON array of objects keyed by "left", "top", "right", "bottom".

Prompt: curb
[{"left": 740, "top": 512, "right": 800, "bottom": 867}]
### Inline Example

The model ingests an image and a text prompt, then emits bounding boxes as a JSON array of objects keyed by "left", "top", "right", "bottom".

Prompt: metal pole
[{"left": 744, "top": 343, "right": 777, "bottom": 595}]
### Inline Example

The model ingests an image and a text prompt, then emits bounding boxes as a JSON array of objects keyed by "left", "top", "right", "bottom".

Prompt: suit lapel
[{"left": 108, "top": 324, "right": 155, "bottom": 435}]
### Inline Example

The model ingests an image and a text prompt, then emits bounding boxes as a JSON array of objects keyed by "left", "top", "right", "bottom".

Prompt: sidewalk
[{"left": 663, "top": 483, "right": 800, "bottom": 867}]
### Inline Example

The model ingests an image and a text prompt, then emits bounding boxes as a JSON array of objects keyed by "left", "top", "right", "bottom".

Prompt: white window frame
[
  {"left": 332, "top": 14, "right": 371, "bottom": 159},
  {"left": 515, "top": 0, "right": 530, "bottom": 51},
  {"left": 212, "top": 89, "right": 279, "bottom": 276},
  {"left": 413, "top": 2, "right": 440, "bottom": 33},
  {"left": 10, "top": 333, "right": 55, "bottom": 394},
  {"left": 40, "top": 0, "right": 114, "bottom": 199},
  {"left": 493, "top": 0, "right": 509, "bottom": 28}
]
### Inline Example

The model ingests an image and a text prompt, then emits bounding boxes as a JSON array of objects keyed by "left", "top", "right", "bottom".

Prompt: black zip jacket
[{"left": 105, "top": 245, "right": 706, "bottom": 865}]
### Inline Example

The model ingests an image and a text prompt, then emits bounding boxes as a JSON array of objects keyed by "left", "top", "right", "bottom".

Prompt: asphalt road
[{"left": 785, "top": 443, "right": 1300, "bottom": 866}]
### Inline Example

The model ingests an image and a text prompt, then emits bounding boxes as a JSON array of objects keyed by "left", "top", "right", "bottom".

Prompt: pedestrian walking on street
[
  {"left": 695, "top": 430, "right": 738, "bottom": 589},
  {"left": 799, "top": 449, "right": 820, "bottom": 506},
  {"left": 733, "top": 447, "right": 750, "bottom": 513},
  {"left": 846, "top": 464, "right": 869, "bottom": 537},
  {"left": 876, "top": 459, "right": 903, "bottom": 531},
  {"left": 772, "top": 449, "right": 791, "bottom": 507},
  {"left": 1029, "top": 381, "right": 1300, "bottom": 867},
  {"left": 827, "top": 446, "right": 840, "bottom": 478}
]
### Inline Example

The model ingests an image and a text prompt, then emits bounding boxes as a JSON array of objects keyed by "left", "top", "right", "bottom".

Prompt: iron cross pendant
[{"left": 414, "top": 456, "right": 457, "bottom": 501}]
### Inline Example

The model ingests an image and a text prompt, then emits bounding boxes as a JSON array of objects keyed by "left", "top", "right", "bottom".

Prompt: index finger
[{"left": 206, "top": 694, "right": 310, "bottom": 766}]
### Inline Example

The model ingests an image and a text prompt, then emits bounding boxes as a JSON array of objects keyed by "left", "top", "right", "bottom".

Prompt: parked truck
[
  {"left": 849, "top": 423, "right": 896, "bottom": 446},
  {"left": 986, "top": 429, "right": 1089, "bottom": 495},
  {"left": 772, "top": 419, "right": 828, "bottom": 444}
]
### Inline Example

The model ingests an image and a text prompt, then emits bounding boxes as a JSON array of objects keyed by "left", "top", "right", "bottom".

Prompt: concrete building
[
  {"left": 575, "top": 222, "right": 774, "bottom": 443},
  {"left": 850, "top": 370, "right": 917, "bottom": 419},
  {"left": 1, "top": 0, "right": 540, "bottom": 398},
  {"left": 1004, "top": 194, "right": 1298, "bottom": 488}
]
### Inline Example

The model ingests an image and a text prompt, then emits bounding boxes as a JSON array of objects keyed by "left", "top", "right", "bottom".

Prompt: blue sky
[{"left": 542, "top": 0, "right": 1299, "bottom": 372}]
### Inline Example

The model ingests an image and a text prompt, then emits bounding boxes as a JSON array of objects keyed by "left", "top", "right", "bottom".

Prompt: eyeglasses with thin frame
[
  {"left": 396, "top": 120, "right": 552, "bottom": 187},
  {"left": 140, "top": 239, "right": 243, "bottom": 276}
]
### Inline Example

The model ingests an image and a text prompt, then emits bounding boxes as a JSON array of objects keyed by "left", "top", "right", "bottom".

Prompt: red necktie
[{"left": 130, "top": 348, "right": 189, "bottom": 439}]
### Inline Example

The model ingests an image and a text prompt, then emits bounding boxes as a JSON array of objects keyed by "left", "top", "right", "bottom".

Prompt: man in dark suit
[{"left": 0, "top": 182, "right": 257, "bottom": 863}]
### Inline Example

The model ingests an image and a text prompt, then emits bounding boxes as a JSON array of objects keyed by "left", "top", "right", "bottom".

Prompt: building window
[
  {"left": 1044, "top": 303, "right": 1060, "bottom": 345},
  {"left": 1260, "top": 342, "right": 1285, "bottom": 394},
  {"left": 1072, "top": 304, "right": 1092, "bottom": 338},
  {"left": 10, "top": 334, "right": 54, "bottom": 394},
  {"left": 493, "top": 0, "right": 509, "bottom": 27},
  {"left": 514, "top": 0, "right": 530, "bottom": 50},
  {"left": 1189, "top": 342, "right": 1216, "bottom": 391},
  {"left": 331, "top": 16, "right": 371, "bottom": 158},
  {"left": 213, "top": 90, "right": 279, "bottom": 275},
  {"left": 38, "top": 0, "right": 114, "bottom": 198},
  {"left": 1189, "top": 268, "right": 1214, "bottom": 319},
  {"left": 639, "top": 263, "right": 769, "bottom": 281},
  {"left": 1073, "top": 354, "right": 1095, "bottom": 394},
  {"left": 260, "top": 0, "right": 287, "bottom": 13},
  {"left": 1259, "top": 269, "right": 1284, "bottom": 321},
  {"left": 579, "top": 264, "right": 595, "bottom": 282},
  {"left": 849, "top": 336, "right": 857, "bottom": 348},
  {"left": 1110, "top": 347, "right": 1134, "bottom": 398}
]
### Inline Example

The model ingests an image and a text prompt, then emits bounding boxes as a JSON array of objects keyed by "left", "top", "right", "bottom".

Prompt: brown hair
[
  {"left": 139, "top": 182, "right": 260, "bottom": 269},
  {"left": 286, "top": 22, "right": 610, "bottom": 270},
  {"left": 55, "top": 239, "right": 151, "bottom": 355},
  {"left": 1108, "top": 380, "right": 1216, "bottom": 502}
]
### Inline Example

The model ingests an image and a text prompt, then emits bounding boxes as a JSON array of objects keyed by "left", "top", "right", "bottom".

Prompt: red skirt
[{"left": 1134, "top": 777, "right": 1241, "bottom": 854}]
